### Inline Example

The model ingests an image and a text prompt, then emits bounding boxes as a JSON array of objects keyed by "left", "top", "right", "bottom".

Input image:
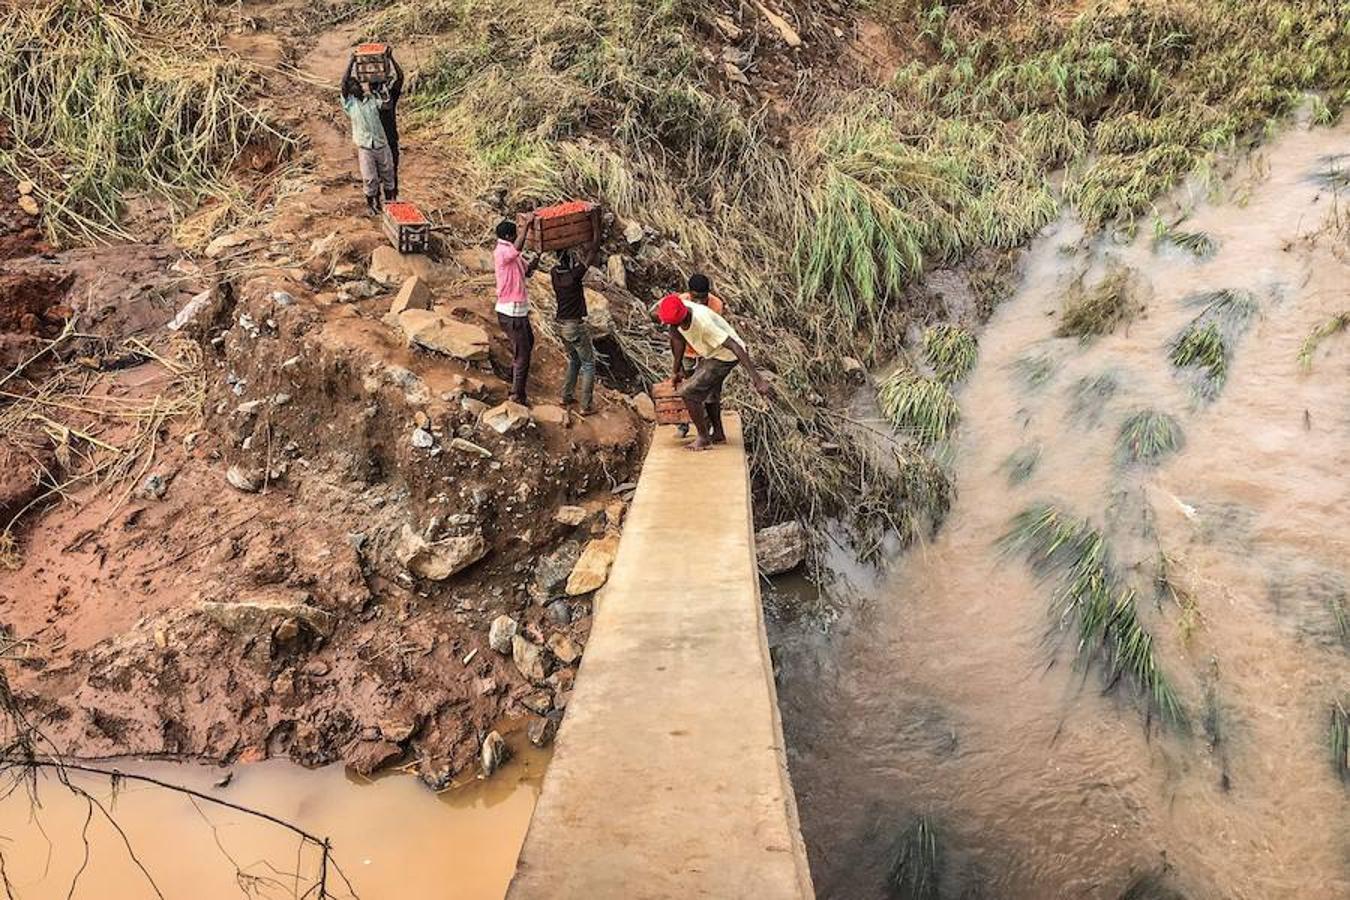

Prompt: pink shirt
[{"left": 494, "top": 239, "right": 529, "bottom": 317}]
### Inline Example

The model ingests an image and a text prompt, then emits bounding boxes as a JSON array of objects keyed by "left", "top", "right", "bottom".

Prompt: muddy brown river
[{"left": 776, "top": 119, "right": 1350, "bottom": 899}]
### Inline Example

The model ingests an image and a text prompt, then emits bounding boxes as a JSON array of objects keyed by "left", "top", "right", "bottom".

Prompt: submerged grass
[
  {"left": 1012, "top": 352, "right": 1058, "bottom": 391},
  {"left": 1333, "top": 699, "right": 1350, "bottom": 784},
  {"left": 1297, "top": 312, "right": 1350, "bottom": 370},
  {"left": 1117, "top": 410, "right": 1185, "bottom": 466},
  {"left": 1154, "top": 223, "right": 1220, "bottom": 259},
  {"left": 922, "top": 325, "right": 978, "bottom": 384},
  {"left": 1002, "top": 503, "right": 1187, "bottom": 728},
  {"left": 886, "top": 816, "right": 940, "bottom": 900},
  {"left": 1001, "top": 445, "right": 1041, "bottom": 486},
  {"left": 1057, "top": 268, "right": 1141, "bottom": 340},
  {"left": 1067, "top": 372, "right": 1119, "bottom": 427},
  {"left": 878, "top": 369, "right": 960, "bottom": 445},
  {"left": 1168, "top": 289, "right": 1258, "bottom": 399}
]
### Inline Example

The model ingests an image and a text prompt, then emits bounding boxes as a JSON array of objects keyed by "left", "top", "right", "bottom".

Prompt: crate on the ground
[
  {"left": 520, "top": 201, "right": 600, "bottom": 252},
  {"left": 354, "top": 43, "right": 392, "bottom": 81},
  {"left": 651, "top": 380, "right": 691, "bottom": 426},
  {"left": 382, "top": 201, "right": 430, "bottom": 254}
]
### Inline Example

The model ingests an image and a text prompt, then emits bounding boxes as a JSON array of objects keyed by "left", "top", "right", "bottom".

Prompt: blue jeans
[{"left": 557, "top": 319, "right": 595, "bottom": 409}]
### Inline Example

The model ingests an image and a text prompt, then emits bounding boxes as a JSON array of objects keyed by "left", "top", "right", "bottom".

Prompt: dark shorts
[{"left": 679, "top": 358, "right": 737, "bottom": 404}]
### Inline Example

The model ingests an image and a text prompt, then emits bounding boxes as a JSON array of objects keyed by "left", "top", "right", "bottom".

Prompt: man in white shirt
[{"left": 656, "top": 293, "right": 773, "bottom": 451}]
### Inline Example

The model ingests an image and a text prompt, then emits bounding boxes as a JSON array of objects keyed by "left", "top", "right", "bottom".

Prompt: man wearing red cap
[{"left": 656, "top": 293, "right": 772, "bottom": 451}]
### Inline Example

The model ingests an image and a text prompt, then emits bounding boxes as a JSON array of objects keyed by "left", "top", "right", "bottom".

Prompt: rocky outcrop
[
  {"left": 394, "top": 524, "right": 489, "bottom": 580},
  {"left": 754, "top": 521, "right": 807, "bottom": 575},
  {"left": 398, "top": 309, "right": 490, "bottom": 361},
  {"left": 566, "top": 532, "right": 622, "bottom": 595}
]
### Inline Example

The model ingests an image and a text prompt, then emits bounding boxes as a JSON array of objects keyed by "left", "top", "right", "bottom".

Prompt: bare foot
[{"left": 685, "top": 437, "right": 714, "bottom": 452}]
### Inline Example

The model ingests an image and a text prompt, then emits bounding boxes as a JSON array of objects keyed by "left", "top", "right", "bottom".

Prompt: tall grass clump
[
  {"left": 1297, "top": 312, "right": 1350, "bottom": 370},
  {"left": 1332, "top": 700, "right": 1349, "bottom": 784},
  {"left": 1117, "top": 410, "right": 1184, "bottom": 466},
  {"left": 923, "top": 325, "right": 978, "bottom": 383},
  {"left": 886, "top": 816, "right": 940, "bottom": 900},
  {"left": 0, "top": 1, "right": 286, "bottom": 245},
  {"left": 878, "top": 369, "right": 960, "bottom": 445},
  {"left": 1057, "top": 268, "right": 1141, "bottom": 340},
  {"left": 1169, "top": 289, "right": 1258, "bottom": 399},
  {"left": 1001, "top": 503, "right": 1187, "bottom": 727}
]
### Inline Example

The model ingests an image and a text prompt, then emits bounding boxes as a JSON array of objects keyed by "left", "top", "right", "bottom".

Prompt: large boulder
[
  {"left": 394, "top": 524, "right": 488, "bottom": 580},
  {"left": 566, "top": 531, "right": 622, "bottom": 595},
  {"left": 399, "top": 310, "right": 490, "bottom": 361},
  {"left": 481, "top": 401, "right": 531, "bottom": 434},
  {"left": 369, "top": 245, "right": 434, "bottom": 286},
  {"left": 754, "top": 521, "right": 807, "bottom": 575}
]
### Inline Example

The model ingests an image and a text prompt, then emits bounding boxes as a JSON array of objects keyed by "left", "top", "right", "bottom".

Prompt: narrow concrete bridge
[{"left": 508, "top": 415, "right": 815, "bottom": 899}]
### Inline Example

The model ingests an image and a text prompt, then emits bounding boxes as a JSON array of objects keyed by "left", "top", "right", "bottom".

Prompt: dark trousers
[
  {"left": 380, "top": 110, "right": 400, "bottom": 196},
  {"left": 498, "top": 312, "right": 534, "bottom": 403}
]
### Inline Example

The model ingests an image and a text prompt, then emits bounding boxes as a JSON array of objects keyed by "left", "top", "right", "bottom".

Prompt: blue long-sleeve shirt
[{"left": 342, "top": 94, "right": 388, "bottom": 150}]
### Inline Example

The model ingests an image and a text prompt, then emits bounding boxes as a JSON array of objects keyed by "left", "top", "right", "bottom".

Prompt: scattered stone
[
  {"left": 411, "top": 427, "right": 435, "bottom": 449},
  {"left": 488, "top": 615, "right": 518, "bottom": 654},
  {"left": 271, "top": 290, "right": 296, "bottom": 307},
  {"left": 623, "top": 220, "right": 645, "bottom": 245},
  {"left": 236, "top": 400, "right": 265, "bottom": 416},
  {"left": 450, "top": 437, "right": 493, "bottom": 459},
  {"left": 631, "top": 392, "right": 656, "bottom": 421},
  {"left": 714, "top": 14, "right": 744, "bottom": 41},
  {"left": 461, "top": 397, "right": 489, "bottom": 418},
  {"left": 566, "top": 532, "right": 622, "bottom": 596},
  {"left": 606, "top": 254, "right": 627, "bottom": 289},
  {"left": 272, "top": 393, "right": 292, "bottom": 407},
  {"left": 527, "top": 716, "right": 558, "bottom": 748},
  {"left": 546, "top": 599, "right": 572, "bottom": 626},
  {"left": 16, "top": 180, "right": 34, "bottom": 196},
  {"left": 167, "top": 288, "right": 217, "bottom": 332},
  {"left": 302, "top": 660, "right": 331, "bottom": 677},
  {"left": 512, "top": 635, "right": 548, "bottom": 682},
  {"left": 225, "top": 465, "right": 263, "bottom": 493},
  {"left": 204, "top": 230, "right": 255, "bottom": 259},
  {"left": 399, "top": 309, "right": 491, "bottom": 361},
  {"left": 394, "top": 524, "right": 489, "bottom": 580},
  {"left": 754, "top": 0, "right": 803, "bottom": 47},
  {"left": 531, "top": 541, "right": 582, "bottom": 602},
  {"left": 755, "top": 520, "right": 808, "bottom": 575},
  {"left": 481, "top": 401, "right": 531, "bottom": 434},
  {"left": 153, "top": 628, "right": 168, "bottom": 649},
  {"left": 841, "top": 356, "right": 866, "bottom": 381},
  {"left": 583, "top": 289, "right": 614, "bottom": 336},
  {"left": 453, "top": 248, "right": 495, "bottom": 274},
  {"left": 18, "top": 195, "right": 39, "bottom": 217},
  {"left": 532, "top": 404, "right": 569, "bottom": 427},
  {"left": 389, "top": 274, "right": 432, "bottom": 315},
  {"left": 480, "top": 730, "right": 509, "bottom": 776},
  {"left": 545, "top": 632, "right": 581, "bottom": 664},
  {"left": 369, "top": 245, "right": 434, "bottom": 286},
  {"left": 723, "top": 61, "right": 751, "bottom": 86},
  {"left": 137, "top": 473, "right": 167, "bottom": 501},
  {"left": 521, "top": 691, "right": 552, "bottom": 714},
  {"left": 554, "top": 506, "right": 588, "bottom": 526}
]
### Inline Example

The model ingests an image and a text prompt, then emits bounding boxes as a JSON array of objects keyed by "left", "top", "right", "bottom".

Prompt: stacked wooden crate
[
  {"left": 382, "top": 201, "right": 430, "bottom": 254},
  {"left": 519, "top": 201, "right": 599, "bottom": 252},
  {"left": 353, "top": 43, "right": 392, "bottom": 81}
]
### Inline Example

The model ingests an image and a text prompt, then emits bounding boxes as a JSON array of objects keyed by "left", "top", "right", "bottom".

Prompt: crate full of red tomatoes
[
  {"left": 354, "top": 43, "right": 392, "bottom": 81},
  {"left": 382, "top": 201, "right": 430, "bottom": 254},
  {"left": 519, "top": 201, "right": 600, "bottom": 252}
]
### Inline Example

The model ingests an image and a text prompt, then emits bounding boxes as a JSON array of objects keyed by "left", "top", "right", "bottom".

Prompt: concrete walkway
[{"left": 508, "top": 415, "right": 814, "bottom": 900}]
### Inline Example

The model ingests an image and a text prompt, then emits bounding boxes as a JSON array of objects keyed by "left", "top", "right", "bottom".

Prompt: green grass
[
  {"left": 922, "top": 325, "right": 978, "bottom": 383},
  {"left": 1057, "top": 268, "right": 1141, "bottom": 340},
  {"left": 1012, "top": 352, "right": 1058, "bottom": 391},
  {"left": 1117, "top": 410, "right": 1185, "bottom": 466},
  {"left": 1154, "top": 220, "right": 1220, "bottom": 259},
  {"left": 1067, "top": 372, "right": 1119, "bottom": 427},
  {"left": 0, "top": 1, "right": 287, "bottom": 245},
  {"left": 1169, "top": 289, "right": 1258, "bottom": 399},
  {"left": 1297, "top": 312, "right": 1350, "bottom": 370},
  {"left": 1001, "top": 503, "right": 1187, "bottom": 728},
  {"left": 886, "top": 816, "right": 940, "bottom": 900},
  {"left": 1333, "top": 699, "right": 1350, "bottom": 784},
  {"left": 878, "top": 369, "right": 960, "bottom": 445},
  {"left": 1002, "top": 445, "right": 1041, "bottom": 486}
]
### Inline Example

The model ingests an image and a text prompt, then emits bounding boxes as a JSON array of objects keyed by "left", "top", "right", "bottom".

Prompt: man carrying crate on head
[
  {"left": 656, "top": 293, "right": 774, "bottom": 451},
  {"left": 340, "top": 72, "right": 396, "bottom": 215}
]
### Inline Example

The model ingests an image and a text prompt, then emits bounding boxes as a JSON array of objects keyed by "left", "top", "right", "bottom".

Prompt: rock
[
  {"left": 450, "top": 437, "right": 493, "bottom": 459},
  {"left": 461, "top": 397, "right": 489, "bottom": 418},
  {"left": 521, "top": 691, "right": 552, "bottom": 714},
  {"left": 16, "top": 180, "right": 33, "bottom": 196},
  {"left": 453, "top": 248, "right": 495, "bottom": 274},
  {"left": 481, "top": 731, "right": 509, "bottom": 776},
  {"left": 606, "top": 254, "right": 627, "bottom": 289},
  {"left": 197, "top": 598, "right": 333, "bottom": 639},
  {"left": 411, "top": 427, "right": 435, "bottom": 449},
  {"left": 631, "top": 393, "right": 656, "bottom": 421},
  {"left": 347, "top": 740, "right": 404, "bottom": 776},
  {"left": 623, "top": 221, "right": 645, "bottom": 245},
  {"left": 343, "top": 279, "right": 382, "bottom": 300},
  {"left": 481, "top": 401, "right": 531, "bottom": 434},
  {"left": 531, "top": 404, "right": 569, "bottom": 427},
  {"left": 723, "top": 61, "right": 751, "bottom": 86},
  {"left": 204, "top": 230, "right": 255, "bottom": 259},
  {"left": 566, "top": 532, "right": 622, "bottom": 595},
  {"left": 512, "top": 635, "right": 548, "bottom": 682},
  {"left": 841, "top": 356, "right": 866, "bottom": 382},
  {"left": 302, "top": 660, "right": 331, "bottom": 677},
  {"left": 546, "top": 599, "right": 572, "bottom": 625},
  {"left": 271, "top": 290, "right": 296, "bottom": 307},
  {"left": 394, "top": 524, "right": 489, "bottom": 580},
  {"left": 18, "top": 195, "right": 39, "bottom": 217},
  {"left": 136, "top": 473, "right": 167, "bottom": 501},
  {"left": 527, "top": 716, "right": 558, "bottom": 747},
  {"left": 236, "top": 400, "right": 265, "bottom": 416},
  {"left": 546, "top": 632, "right": 581, "bottom": 664},
  {"left": 488, "top": 615, "right": 518, "bottom": 654},
  {"left": 225, "top": 465, "right": 263, "bottom": 493},
  {"left": 399, "top": 309, "right": 490, "bottom": 361},
  {"left": 369, "top": 245, "right": 434, "bottom": 286},
  {"left": 379, "top": 718, "right": 418, "bottom": 743},
  {"left": 554, "top": 506, "right": 588, "bottom": 526},
  {"left": 583, "top": 289, "right": 613, "bottom": 336},
  {"left": 531, "top": 541, "right": 582, "bottom": 602},
  {"left": 390, "top": 274, "right": 432, "bottom": 315},
  {"left": 167, "top": 288, "right": 217, "bottom": 332},
  {"left": 714, "top": 15, "right": 744, "bottom": 41},
  {"left": 755, "top": 521, "right": 808, "bottom": 575},
  {"left": 756, "top": 1, "right": 803, "bottom": 47}
]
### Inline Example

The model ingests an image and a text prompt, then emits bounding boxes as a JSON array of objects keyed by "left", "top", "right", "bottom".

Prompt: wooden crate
[
  {"left": 382, "top": 201, "right": 430, "bottom": 254},
  {"left": 650, "top": 380, "right": 691, "bottom": 425},
  {"left": 520, "top": 201, "right": 599, "bottom": 252},
  {"left": 354, "top": 43, "right": 391, "bottom": 81}
]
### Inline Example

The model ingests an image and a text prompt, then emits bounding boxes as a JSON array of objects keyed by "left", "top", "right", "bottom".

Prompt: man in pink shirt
[{"left": 494, "top": 215, "right": 537, "bottom": 404}]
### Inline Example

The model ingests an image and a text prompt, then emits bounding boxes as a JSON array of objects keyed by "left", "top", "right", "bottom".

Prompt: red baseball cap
[{"left": 657, "top": 293, "right": 688, "bottom": 325}]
